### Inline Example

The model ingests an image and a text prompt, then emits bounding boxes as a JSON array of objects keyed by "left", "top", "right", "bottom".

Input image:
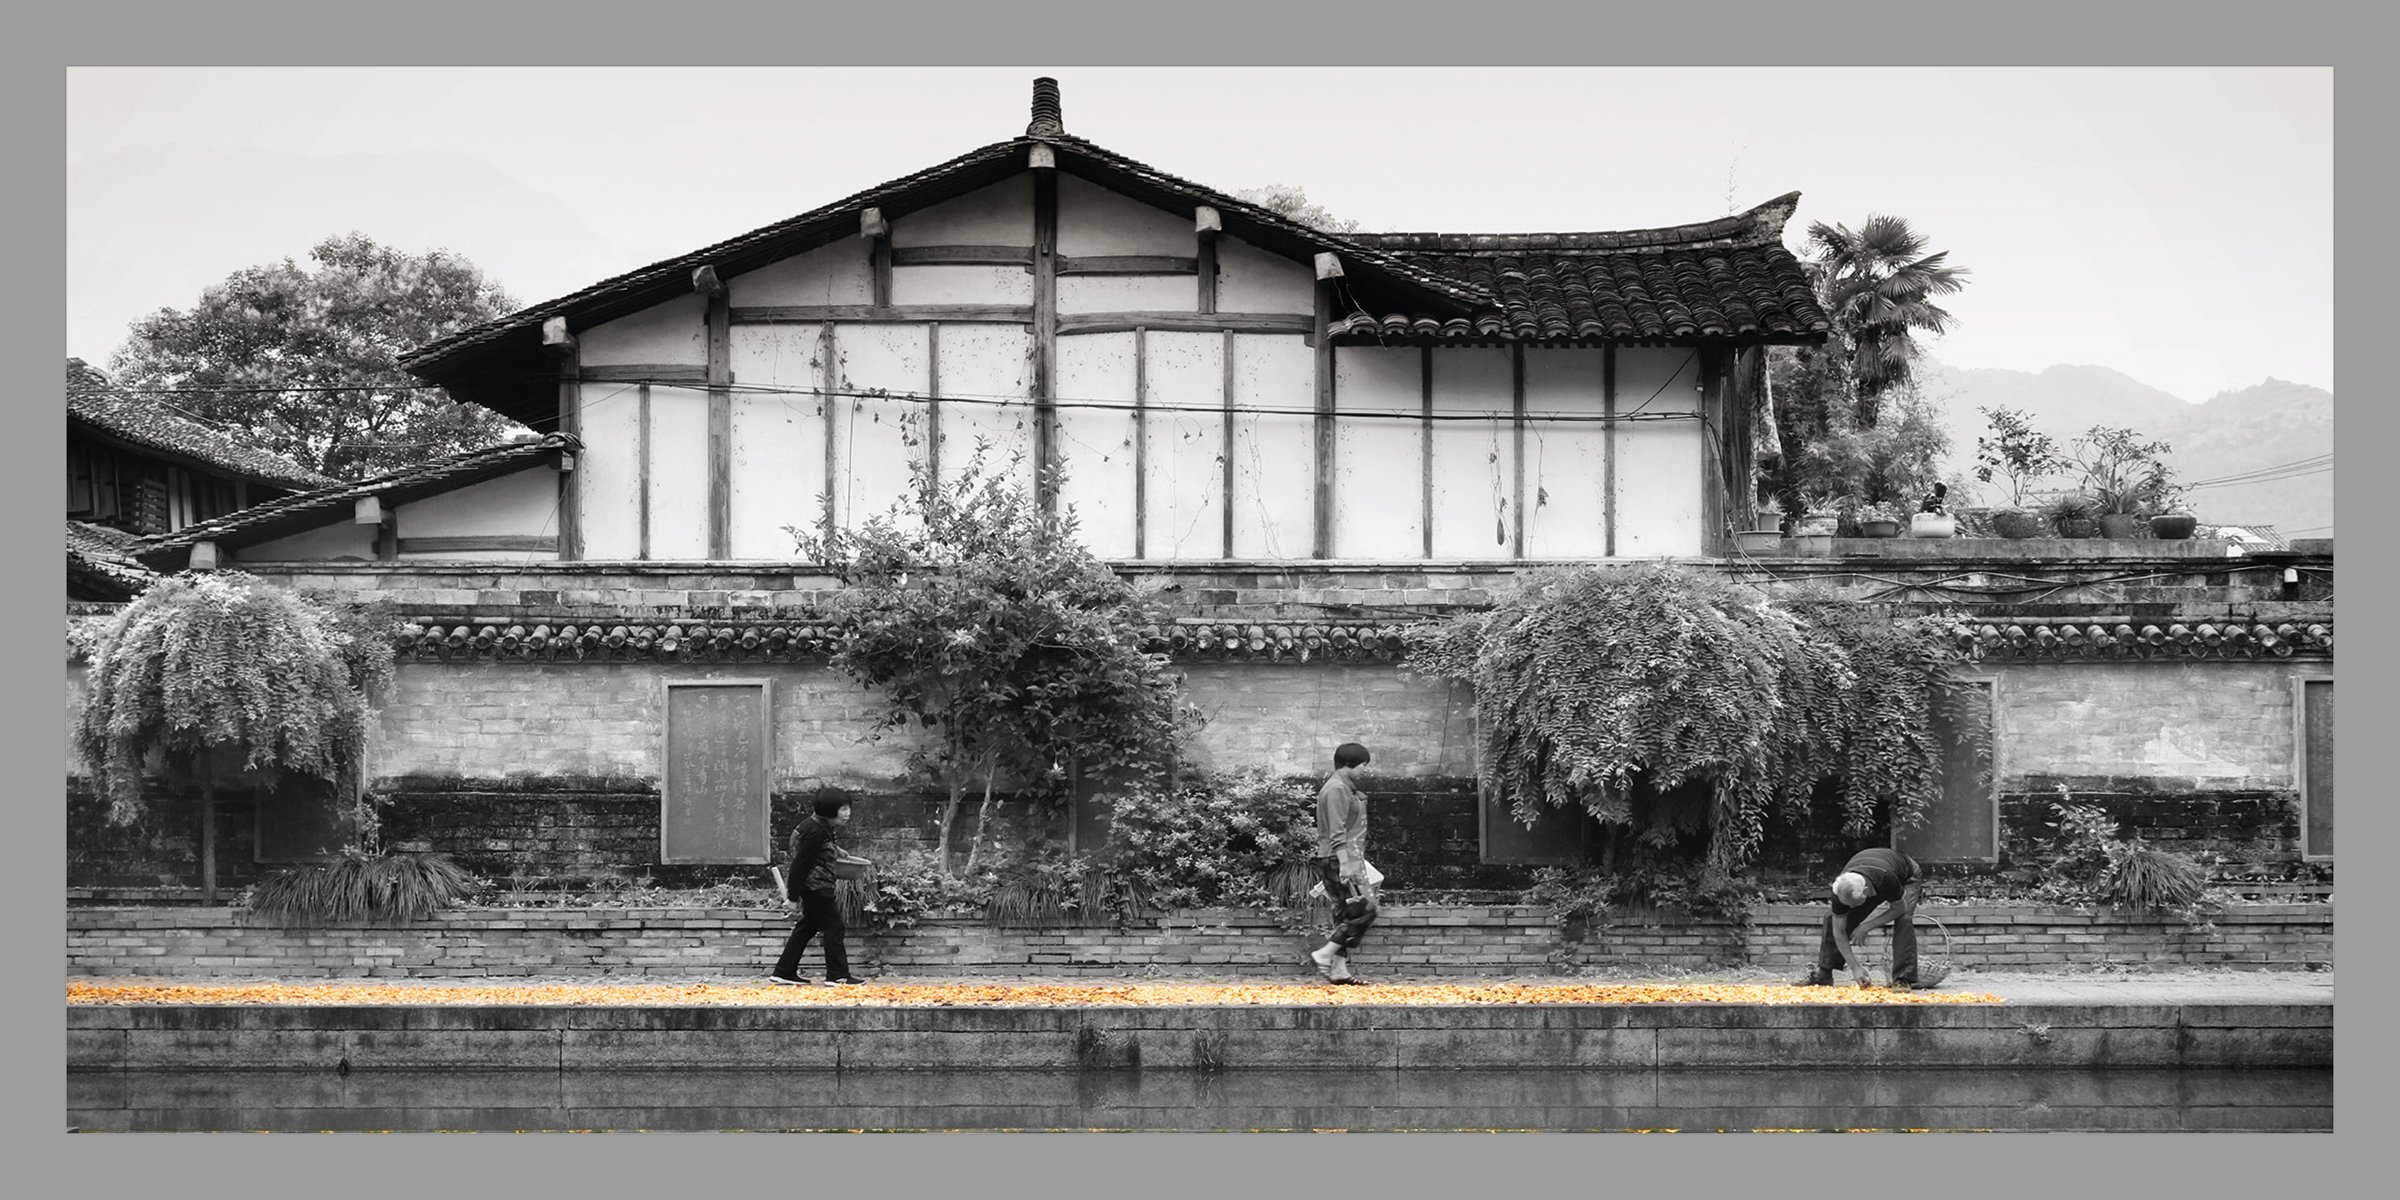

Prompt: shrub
[
  {"left": 1099, "top": 768, "right": 1321, "bottom": 911},
  {"left": 2035, "top": 787, "right": 2216, "bottom": 919},
  {"left": 245, "top": 850, "right": 481, "bottom": 926},
  {"left": 1523, "top": 861, "right": 1759, "bottom": 928},
  {"left": 2103, "top": 840, "right": 2211, "bottom": 912}
]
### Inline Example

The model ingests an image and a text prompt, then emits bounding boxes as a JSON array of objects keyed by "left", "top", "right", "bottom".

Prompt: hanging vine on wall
[{"left": 1405, "top": 563, "right": 1986, "bottom": 869}]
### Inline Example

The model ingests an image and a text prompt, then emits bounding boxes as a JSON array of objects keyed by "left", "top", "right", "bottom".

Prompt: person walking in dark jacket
[
  {"left": 769, "top": 797, "right": 869, "bottom": 985},
  {"left": 1797, "top": 846, "right": 1923, "bottom": 989}
]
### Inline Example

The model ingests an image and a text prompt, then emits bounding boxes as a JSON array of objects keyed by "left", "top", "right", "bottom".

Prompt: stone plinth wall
[{"left": 65, "top": 903, "right": 2332, "bottom": 978}]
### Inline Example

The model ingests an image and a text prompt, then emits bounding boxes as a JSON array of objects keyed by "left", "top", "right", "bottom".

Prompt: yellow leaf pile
[{"left": 68, "top": 980, "right": 2002, "bottom": 1008}]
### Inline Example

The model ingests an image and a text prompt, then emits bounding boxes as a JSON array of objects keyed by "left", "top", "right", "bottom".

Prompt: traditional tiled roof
[
  {"left": 134, "top": 432, "right": 580, "bottom": 568},
  {"left": 66, "top": 520, "right": 157, "bottom": 599},
  {"left": 386, "top": 616, "right": 2329, "bottom": 665},
  {"left": 2203, "top": 524, "right": 2290, "bottom": 550},
  {"left": 1330, "top": 194, "right": 1831, "bottom": 343},
  {"left": 68, "top": 386, "right": 340, "bottom": 493}
]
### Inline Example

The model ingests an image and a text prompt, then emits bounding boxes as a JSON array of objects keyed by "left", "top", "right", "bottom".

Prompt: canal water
[{"left": 68, "top": 1067, "right": 2329, "bottom": 1132}]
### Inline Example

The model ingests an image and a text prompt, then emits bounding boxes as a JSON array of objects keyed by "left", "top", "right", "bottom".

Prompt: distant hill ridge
[{"left": 1911, "top": 359, "right": 2332, "bottom": 538}]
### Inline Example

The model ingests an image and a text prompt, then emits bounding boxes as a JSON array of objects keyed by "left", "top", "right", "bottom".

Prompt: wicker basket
[{"left": 1872, "top": 915, "right": 1953, "bottom": 987}]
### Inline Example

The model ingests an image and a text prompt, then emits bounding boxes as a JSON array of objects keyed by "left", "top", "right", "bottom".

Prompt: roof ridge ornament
[{"left": 1027, "top": 76, "right": 1064, "bottom": 138}]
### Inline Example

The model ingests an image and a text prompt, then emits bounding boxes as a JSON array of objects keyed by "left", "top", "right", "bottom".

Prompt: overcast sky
[{"left": 67, "top": 67, "right": 2330, "bottom": 403}]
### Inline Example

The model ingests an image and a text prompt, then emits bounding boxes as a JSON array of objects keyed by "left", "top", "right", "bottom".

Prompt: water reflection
[{"left": 68, "top": 1067, "right": 2329, "bottom": 1132}]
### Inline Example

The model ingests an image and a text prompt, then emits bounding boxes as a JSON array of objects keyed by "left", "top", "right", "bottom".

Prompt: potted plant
[
  {"left": 1908, "top": 482, "right": 1956, "bottom": 538},
  {"left": 2047, "top": 492, "right": 2100, "bottom": 539},
  {"left": 1991, "top": 507, "right": 2045, "bottom": 539},
  {"left": 1792, "top": 490, "right": 1841, "bottom": 538},
  {"left": 1851, "top": 500, "right": 1904, "bottom": 538},
  {"left": 2144, "top": 469, "right": 2198, "bottom": 539},
  {"left": 2068, "top": 425, "right": 2174, "bottom": 539}
]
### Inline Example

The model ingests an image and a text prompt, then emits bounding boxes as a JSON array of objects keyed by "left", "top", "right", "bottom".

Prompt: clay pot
[
  {"left": 2098, "top": 513, "right": 2147, "bottom": 539},
  {"left": 1992, "top": 509, "right": 2044, "bottom": 539},
  {"left": 1858, "top": 519, "right": 1903, "bottom": 538},
  {"left": 2150, "top": 513, "right": 2199, "bottom": 539}
]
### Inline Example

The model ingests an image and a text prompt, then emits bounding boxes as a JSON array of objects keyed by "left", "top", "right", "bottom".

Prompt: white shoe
[{"left": 1308, "top": 943, "right": 1339, "bottom": 979}]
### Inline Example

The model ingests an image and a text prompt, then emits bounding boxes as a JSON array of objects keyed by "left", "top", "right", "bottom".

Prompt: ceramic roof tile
[{"left": 69, "top": 387, "right": 340, "bottom": 493}]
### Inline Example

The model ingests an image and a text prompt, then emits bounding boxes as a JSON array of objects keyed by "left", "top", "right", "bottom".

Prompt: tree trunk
[
  {"left": 199, "top": 781, "right": 218, "bottom": 905},
  {"left": 964, "top": 762, "right": 999, "bottom": 875},
  {"left": 934, "top": 725, "right": 963, "bottom": 876}
]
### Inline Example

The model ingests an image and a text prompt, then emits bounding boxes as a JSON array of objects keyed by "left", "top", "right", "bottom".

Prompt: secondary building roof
[
  {"left": 67, "top": 520, "right": 158, "bottom": 600},
  {"left": 68, "top": 383, "right": 341, "bottom": 494}
]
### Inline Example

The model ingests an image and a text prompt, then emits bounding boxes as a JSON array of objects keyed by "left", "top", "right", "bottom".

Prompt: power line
[{"left": 2180, "top": 453, "right": 2333, "bottom": 487}]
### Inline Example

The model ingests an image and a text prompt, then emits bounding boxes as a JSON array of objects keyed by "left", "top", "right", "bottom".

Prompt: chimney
[{"left": 1027, "top": 76, "right": 1063, "bottom": 138}]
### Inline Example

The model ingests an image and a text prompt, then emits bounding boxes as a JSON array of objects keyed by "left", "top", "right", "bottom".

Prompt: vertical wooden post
[
  {"left": 637, "top": 384, "right": 654, "bottom": 560},
  {"left": 375, "top": 516, "right": 398, "bottom": 561},
  {"left": 1697, "top": 347, "right": 1727, "bottom": 556},
  {"left": 1032, "top": 163, "right": 1059, "bottom": 513},
  {"left": 1312, "top": 255, "right": 1340, "bottom": 559},
  {"left": 1195, "top": 206, "right": 1220, "bottom": 315},
  {"left": 706, "top": 291, "right": 732, "bottom": 559},
  {"left": 819, "top": 324, "right": 840, "bottom": 546},
  {"left": 1511, "top": 345, "right": 1527, "bottom": 560},
  {"left": 557, "top": 349, "right": 583, "bottom": 561},
  {"left": 1421, "top": 345, "right": 1435, "bottom": 560},
  {"left": 926, "top": 322, "right": 942, "bottom": 485},
  {"left": 1603, "top": 346, "right": 1618, "bottom": 558},
  {"left": 1133, "top": 325, "right": 1148, "bottom": 559},
  {"left": 1221, "top": 329, "right": 1237, "bottom": 559}
]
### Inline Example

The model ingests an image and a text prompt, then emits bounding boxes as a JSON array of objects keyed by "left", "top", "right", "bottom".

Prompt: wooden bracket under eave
[
  {"left": 860, "top": 208, "right": 889, "bottom": 239},
  {"left": 1028, "top": 144, "right": 1057, "bottom": 171},
  {"left": 541, "top": 316, "right": 577, "bottom": 354},
  {"left": 352, "top": 495, "right": 384, "bottom": 526},
  {"left": 188, "top": 540, "right": 221, "bottom": 571},
  {"left": 692, "top": 264, "right": 725, "bottom": 296},
  {"left": 1315, "top": 253, "right": 1344, "bottom": 281},
  {"left": 1194, "top": 206, "right": 1221, "bottom": 235}
]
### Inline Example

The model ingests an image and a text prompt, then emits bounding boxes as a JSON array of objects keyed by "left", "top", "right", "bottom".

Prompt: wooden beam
[
  {"left": 541, "top": 316, "right": 576, "bottom": 353},
  {"left": 1133, "top": 326, "right": 1148, "bottom": 559},
  {"left": 637, "top": 384, "right": 653, "bottom": 560},
  {"left": 819, "top": 324, "right": 840, "bottom": 545},
  {"left": 1603, "top": 346, "right": 1617, "bottom": 558},
  {"left": 578, "top": 364, "right": 708, "bottom": 384},
  {"left": 557, "top": 349, "right": 582, "bottom": 561},
  {"left": 395, "top": 534, "right": 562, "bottom": 554},
  {"left": 1698, "top": 348, "right": 1726, "bottom": 556},
  {"left": 891, "top": 245, "right": 1034, "bottom": 267},
  {"left": 1313, "top": 277, "right": 1336, "bottom": 559},
  {"left": 1033, "top": 167, "right": 1059, "bottom": 514},
  {"left": 1195, "top": 225, "right": 1219, "bottom": 315},
  {"left": 1511, "top": 346, "right": 1526, "bottom": 560},
  {"left": 731, "top": 304, "right": 1032, "bottom": 325},
  {"left": 706, "top": 290, "right": 732, "bottom": 559},
  {"left": 1057, "top": 255, "right": 1197, "bottom": 276},
  {"left": 1421, "top": 346, "right": 1434, "bottom": 560},
  {"left": 1055, "top": 312, "right": 1312, "bottom": 337},
  {"left": 1221, "top": 329, "right": 1236, "bottom": 559},
  {"left": 691, "top": 264, "right": 724, "bottom": 296},
  {"left": 926, "top": 322, "right": 942, "bottom": 488},
  {"left": 870, "top": 232, "right": 893, "bottom": 310},
  {"left": 375, "top": 514, "right": 397, "bottom": 562}
]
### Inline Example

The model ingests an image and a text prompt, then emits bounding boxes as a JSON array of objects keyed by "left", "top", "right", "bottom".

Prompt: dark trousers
[
  {"left": 772, "top": 888, "right": 850, "bottom": 980},
  {"left": 1313, "top": 856, "right": 1377, "bottom": 952},
  {"left": 1814, "top": 896, "right": 1917, "bottom": 984}
]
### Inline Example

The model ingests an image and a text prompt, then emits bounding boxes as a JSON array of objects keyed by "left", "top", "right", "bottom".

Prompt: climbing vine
[{"left": 1406, "top": 563, "right": 1983, "bottom": 868}]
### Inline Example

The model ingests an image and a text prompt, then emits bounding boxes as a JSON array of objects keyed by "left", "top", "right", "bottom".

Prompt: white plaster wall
[
  {"left": 579, "top": 294, "right": 706, "bottom": 365},
  {"left": 396, "top": 466, "right": 559, "bottom": 542},
  {"left": 1227, "top": 333, "right": 1316, "bottom": 559},
  {"left": 1057, "top": 274, "right": 1196, "bottom": 315},
  {"left": 1057, "top": 173, "right": 1192, "bottom": 257},
  {"left": 829, "top": 324, "right": 928, "bottom": 533},
  {"left": 1140, "top": 331, "right": 1227, "bottom": 559},
  {"left": 646, "top": 386, "right": 711, "bottom": 558},
  {"left": 1332, "top": 345, "right": 1425, "bottom": 559},
  {"left": 1053, "top": 331, "right": 1140, "bottom": 557},
  {"left": 931, "top": 323, "right": 1037, "bottom": 495},
  {"left": 728, "top": 322, "right": 831, "bottom": 558},
  {"left": 891, "top": 265, "right": 1034, "bottom": 306},
  {"left": 1612, "top": 347, "right": 1704, "bottom": 556},
  {"left": 1520, "top": 348, "right": 1608, "bottom": 559},
  {"left": 1994, "top": 661, "right": 2317, "bottom": 788},
  {"left": 1214, "top": 235, "right": 1314, "bottom": 315},
  {"left": 1429, "top": 348, "right": 1517, "bottom": 559},
  {"left": 890, "top": 175, "right": 1032, "bottom": 247},
  {"left": 242, "top": 521, "right": 376, "bottom": 562},
  {"left": 576, "top": 379, "right": 645, "bottom": 558},
  {"left": 728, "top": 239, "right": 874, "bottom": 308}
]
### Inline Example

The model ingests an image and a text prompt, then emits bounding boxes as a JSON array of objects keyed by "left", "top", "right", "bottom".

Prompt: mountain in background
[{"left": 1912, "top": 360, "right": 2333, "bottom": 539}]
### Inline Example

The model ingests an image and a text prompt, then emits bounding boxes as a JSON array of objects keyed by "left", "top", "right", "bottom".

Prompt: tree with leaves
[
  {"left": 1973, "top": 405, "right": 2066, "bottom": 506},
  {"left": 1804, "top": 215, "right": 1969, "bottom": 427},
  {"left": 1231, "top": 184, "right": 1363, "bottom": 233},
  {"left": 797, "top": 445, "right": 1201, "bottom": 875},
  {"left": 108, "top": 233, "right": 523, "bottom": 480}
]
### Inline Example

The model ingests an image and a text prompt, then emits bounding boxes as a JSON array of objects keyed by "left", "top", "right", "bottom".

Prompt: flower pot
[
  {"left": 1907, "top": 513, "right": 1956, "bottom": 539},
  {"left": 1793, "top": 511, "right": 1839, "bottom": 537},
  {"left": 2150, "top": 513, "right": 2198, "bottom": 539},
  {"left": 1858, "top": 519, "right": 1903, "bottom": 538},
  {"left": 2098, "top": 513, "right": 2146, "bottom": 539},
  {"left": 1992, "top": 510, "right": 2044, "bottom": 539},
  {"left": 2055, "top": 516, "right": 2100, "bottom": 539},
  {"left": 1793, "top": 534, "right": 1834, "bottom": 556},
  {"left": 1735, "top": 529, "right": 1784, "bottom": 554}
]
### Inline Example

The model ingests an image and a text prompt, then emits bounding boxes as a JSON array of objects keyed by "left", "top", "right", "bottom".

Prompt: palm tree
[{"left": 1806, "top": 215, "right": 1969, "bottom": 426}]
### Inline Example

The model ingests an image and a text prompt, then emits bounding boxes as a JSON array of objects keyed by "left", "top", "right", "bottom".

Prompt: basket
[
  {"left": 831, "top": 858, "right": 874, "bottom": 882},
  {"left": 1872, "top": 914, "right": 1953, "bottom": 988}
]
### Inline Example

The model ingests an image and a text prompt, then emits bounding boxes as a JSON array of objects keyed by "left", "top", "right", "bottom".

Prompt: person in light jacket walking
[
  {"left": 769, "top": 796, "right": 869, "bottom": 986},
  {"left": 1306, "top": 742, "right": 1377, "bottom": 985}
]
